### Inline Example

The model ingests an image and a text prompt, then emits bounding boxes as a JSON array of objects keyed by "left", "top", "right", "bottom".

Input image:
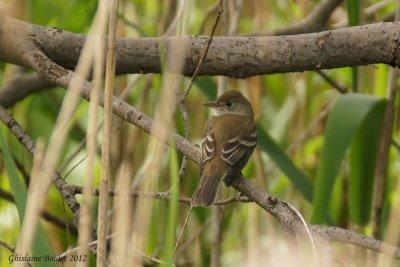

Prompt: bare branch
[
  {"left": 56, "top": 234, "right": 166, "bottom": 265},
  {"left": 0, "top": 240, "right": 15, "bottom": 254},
  {"left": 312, "top": 226, "right": 400, "bottom": 259},
  {"left": 315, "top": 70, "right": 347, "bottom": 93},
  {"left": 250, "top": 0, "right": 343, "bottom": 36},
  {"left": 0, "top": 105, "right": 81, "bottom": 229},
  {"left": 0, "top": 188, "right": 77, "bottom": 235},
  {"left": 3, "top": 16, "right": 400, "bottom": 78},
  {"left": 0, "top": 73, "right": 52, "bottom": 108}
]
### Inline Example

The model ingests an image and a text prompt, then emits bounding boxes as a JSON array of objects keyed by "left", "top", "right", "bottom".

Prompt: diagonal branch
[{"left": 0, "top": 105, "right": 81, "bottom": 229}]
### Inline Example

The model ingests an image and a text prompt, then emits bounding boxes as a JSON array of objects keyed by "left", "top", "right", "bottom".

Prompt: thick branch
[
  {"left": 2, "top": 16, "right": 400, "bottom": 78},
  {"left": 0, "top": 73, "right": 52, "bottom": 108}
]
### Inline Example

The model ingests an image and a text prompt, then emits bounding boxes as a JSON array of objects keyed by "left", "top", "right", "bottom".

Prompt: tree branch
[
  {"left": 0, "top": 105, "right": 81, "bottom": 229},
  {"left": 311, "top": 226, "right": 400, "bottom": 259},
  {"left": 250, "top": 0, "right": 343, "bottom": 36},
  {"left": 2, "top": 16, "right": 400, "bottom": 78},
  {"left": 0, "top": 73, "right": 52, "bottom": 108},
  {"left": 0, "top": 240, "right": 15, "bottom": 254},
  {"left": 0, "top": 188, "right": 77, "bottom": 235}
]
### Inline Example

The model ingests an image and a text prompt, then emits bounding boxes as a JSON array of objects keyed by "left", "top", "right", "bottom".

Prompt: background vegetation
[{"left": 0, "top": 0, "right": 400, "bottom": 266}]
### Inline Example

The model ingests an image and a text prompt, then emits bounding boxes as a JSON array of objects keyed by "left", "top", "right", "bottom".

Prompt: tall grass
[{"left": 1, "top": 1, "right": 400, "bottom": 266}]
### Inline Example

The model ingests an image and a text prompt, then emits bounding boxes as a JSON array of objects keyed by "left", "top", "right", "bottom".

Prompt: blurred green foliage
[{"left": 0, "top": 0, "right": 399, "bottom": 266}]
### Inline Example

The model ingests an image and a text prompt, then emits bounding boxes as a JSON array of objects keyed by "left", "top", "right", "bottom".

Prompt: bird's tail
[{"left": 191, "top": 173, "right": 223, "bottom": 207}]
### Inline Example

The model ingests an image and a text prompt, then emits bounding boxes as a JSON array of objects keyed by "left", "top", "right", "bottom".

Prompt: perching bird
[{"left": 191, "top": 90, "right": 257, "bottom": 207}]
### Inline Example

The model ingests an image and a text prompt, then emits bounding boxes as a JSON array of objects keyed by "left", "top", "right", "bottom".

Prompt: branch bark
[
  {"left": 0, "top": 73, "right": 52, "bottom": 108},
  {"left": 0, "top": 188, "right": 77, "bottom": 235},
  {"left": 250, "top": 0, "right": 343, "bottom": 36},
  {"left": 0, "top": 105, "right": 81, "bottom": 230},
  {"left": 2, "top": 16, "right": 400, "bottom": 78}
]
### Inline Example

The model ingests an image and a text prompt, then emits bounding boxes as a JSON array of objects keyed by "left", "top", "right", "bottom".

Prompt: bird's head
[{"left": 204, "top": 90, "right": 254, "bottom": 117}]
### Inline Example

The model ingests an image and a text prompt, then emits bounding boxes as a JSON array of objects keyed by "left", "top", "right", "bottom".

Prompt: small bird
[{"left": 191, "top": 90, "right": 257, "bottom": 207}]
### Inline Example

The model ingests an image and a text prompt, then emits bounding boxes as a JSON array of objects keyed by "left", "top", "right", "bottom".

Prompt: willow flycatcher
[{"left": 191, "top": 90, "right": 257, "bottom": 207}]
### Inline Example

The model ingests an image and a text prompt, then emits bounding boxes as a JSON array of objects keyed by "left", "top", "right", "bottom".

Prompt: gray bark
[{"left": 1, "top": 16, "right": 400, "bottom": 78}]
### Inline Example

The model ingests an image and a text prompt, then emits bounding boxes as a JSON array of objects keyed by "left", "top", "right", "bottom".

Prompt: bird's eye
[{"left": 225, "top": 101, "right": 232, "bottom": 107}]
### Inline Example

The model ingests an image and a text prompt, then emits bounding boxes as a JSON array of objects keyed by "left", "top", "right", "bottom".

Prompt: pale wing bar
[
  {"left": 202, "top": 129, "right": 215, "bottom": 162},
  {"left": 221, "top": 130, "right": 257, "bottom": 166}
]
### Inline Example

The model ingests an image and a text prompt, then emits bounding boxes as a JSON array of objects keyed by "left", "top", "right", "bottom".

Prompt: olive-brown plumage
[{"left": 191, "top": 90, "right": 257, "bottom": 207}]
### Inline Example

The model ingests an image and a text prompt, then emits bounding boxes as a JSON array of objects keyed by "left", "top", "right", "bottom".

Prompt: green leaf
[
  {"left": 257, "top": 124, "right": 314, "bottom": 202},
  {"left": 349, "top": 102, "right": 386, "bottom": 225},
  {"left": 346, "top": 0, "right": 360, "bottom": 26},
  {"left": 0, "top": 127, "right": 55, "bottom": 265},
  {"left": 311, "top": 94, "right": 386, "bottom": 224},
  {"left": 0, "top": 128, "right": 27, "bottom": 218}
]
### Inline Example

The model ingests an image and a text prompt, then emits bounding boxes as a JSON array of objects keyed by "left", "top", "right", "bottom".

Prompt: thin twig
[
  {"left": 315, "top": 70, "right": 348, "bottom": 94},
  {"left": 0, "top": 240, "right": 15, "bottom": 253},
  {"left": 181, "top": 0, "right": 223, "bottom": 99},
  {"left": 0, "top": 188, "right": 77, "bottom": 234},
  {"left": 0, "top": 105, "right": 82, "bottom": 229},
  {"left": 249, "top": 0, "right": 343, "bottom": 36},
  {"left": 72, "top": 186, "right": 251, "bottom": 205},
  {"left": 177, "top": 0, "right": 223, "bottom": 180},
  {"left": 56, "top": 233, "right": 166, "bottom": 265},
  {"left": 176, "top": 0, "right": 223, "bottom": 187},
  {"left": 173, "top": 206, "right": 192, "bottom": 256},
  {"left": 178, "top": 0, "right": 223, "bottom": 178},
  {"left": 176, "top": 218, "right": 212, "bottom": 255},
  {"left": 334, "top": 0, "right": 395, "bottom": 28}
]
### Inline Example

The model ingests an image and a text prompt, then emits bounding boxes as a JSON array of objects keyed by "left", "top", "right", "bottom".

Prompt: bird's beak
[{"left": 204, "top": 101, "right": 217, "bottom": 108}]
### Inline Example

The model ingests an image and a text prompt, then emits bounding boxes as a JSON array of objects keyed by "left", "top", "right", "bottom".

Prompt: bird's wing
[
  {"left": 200, "top": 119, "right": 215, "bottom": 176},
  {"left": 221, "top": 123, "right": 257, "bottom": 167}
]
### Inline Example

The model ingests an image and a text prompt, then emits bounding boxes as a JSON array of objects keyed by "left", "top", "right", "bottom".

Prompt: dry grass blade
[
  {"left": 372, "top": 4, "right": 400, "bottom": 239},
  {"left": 77, "top": 0, "right": 109, "bottom": 265},
  {"left": 130, "top": 34, "right": 188, "bottom": 267},
  {"left": 377, "top": 170, "right": 400, "bottom": 266},
  {"left": 13, "top": 0, "right": 111, "bottom": 258},
  {"left": 110, "top": 161, "right": 134, "bottom": 265},
  {"left": 96, "top": 0, "right": 119, "bottom": 265}
]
